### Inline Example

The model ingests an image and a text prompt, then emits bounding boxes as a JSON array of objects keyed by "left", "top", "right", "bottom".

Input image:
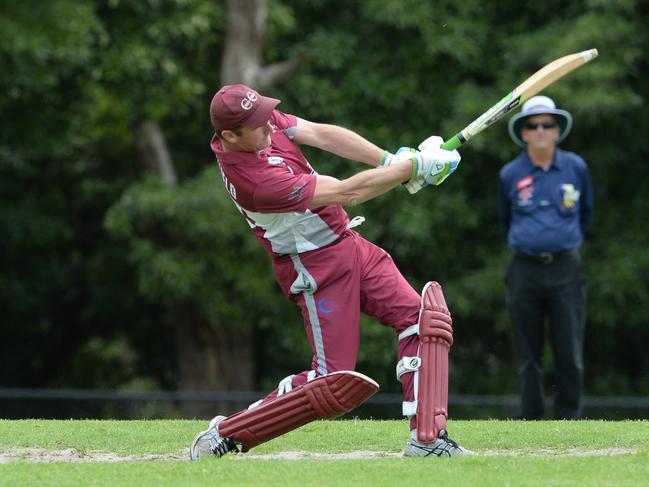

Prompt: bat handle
[{"left": 441, "top": 134, "right": 464, "bottom": 151}]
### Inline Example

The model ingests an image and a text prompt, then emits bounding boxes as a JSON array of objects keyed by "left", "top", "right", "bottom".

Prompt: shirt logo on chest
[
  {"left": 268, "top": 156, "right": 294, "bottom": 174},
  {"left": 561, "top": 183, "right": 581, "bottom": 209},
  {"left": 516, "top": 176, "right": 534, "bottom": 206}
]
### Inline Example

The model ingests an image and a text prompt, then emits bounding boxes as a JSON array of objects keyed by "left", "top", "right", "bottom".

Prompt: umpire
[{"left": 498, "top": 96, "right": 594, "bottom": 420}]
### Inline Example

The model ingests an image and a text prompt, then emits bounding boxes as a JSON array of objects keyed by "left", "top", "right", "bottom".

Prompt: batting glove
[{"left": 404, "top": 136, "right": 461, "bottom": 194}]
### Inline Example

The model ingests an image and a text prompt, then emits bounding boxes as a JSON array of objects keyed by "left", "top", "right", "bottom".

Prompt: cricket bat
[{"left": 441, "top": 48, "right": 598, "bottom": 151}]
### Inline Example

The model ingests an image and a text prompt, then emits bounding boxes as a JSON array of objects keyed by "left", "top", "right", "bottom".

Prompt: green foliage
[
  {"left": 0, "top": 0, "right": 225, "bottom": 391},
  {"left": 0, "top": 0, "right": 101, "bottom": 152},
  {"left": 3, "top": 0, "right": 649, "bottom": 404},
  {"left": 104, "top": 167, "right": 289, "bottom": 329}
]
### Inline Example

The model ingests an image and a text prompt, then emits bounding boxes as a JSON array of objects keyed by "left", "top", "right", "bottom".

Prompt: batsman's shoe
[
  {"left": 189, "top": 415, "right": 239, "bottom": 460},
  {"left": 403, "top": 428, "right": 473, "bottom": 457}
]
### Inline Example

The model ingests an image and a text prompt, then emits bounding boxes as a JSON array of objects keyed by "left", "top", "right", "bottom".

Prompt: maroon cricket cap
[{"left": 210, "top": 84, "right": 281, "bottom": 131}]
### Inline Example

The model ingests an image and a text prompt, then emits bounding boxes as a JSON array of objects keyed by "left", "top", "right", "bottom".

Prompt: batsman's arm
[
  {"left": 310, "top": 161, "right": 412, "bottom": 207},
  {"left": 294, "top": 117, "right": 386, "bottom": 166}
]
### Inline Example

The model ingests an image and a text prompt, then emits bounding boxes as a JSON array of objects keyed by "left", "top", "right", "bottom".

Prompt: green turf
[{"left": 1, "top": 419, "right": 647, "bottom": 486}]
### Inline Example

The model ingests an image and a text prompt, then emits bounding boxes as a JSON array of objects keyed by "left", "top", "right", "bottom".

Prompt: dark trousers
[{"left": 505, "top": 251, "right": 586, "bottom": 419}]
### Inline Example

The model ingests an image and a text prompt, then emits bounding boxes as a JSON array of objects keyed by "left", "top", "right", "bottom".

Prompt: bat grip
[{"left": 441, "top": 134, "right": 463, "bottom": 151}]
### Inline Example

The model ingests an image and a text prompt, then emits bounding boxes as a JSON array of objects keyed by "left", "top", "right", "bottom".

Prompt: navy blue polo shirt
[{"left": 498, "top": 148, "right": 593, "bottom": 255}]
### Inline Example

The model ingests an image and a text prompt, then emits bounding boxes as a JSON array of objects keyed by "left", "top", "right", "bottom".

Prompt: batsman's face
[
  {"left": 224, "top": 121, "right": 273, "bottom": 153},
  {"left": 522, "top": 114, "right": 560, "bottom": 151}
]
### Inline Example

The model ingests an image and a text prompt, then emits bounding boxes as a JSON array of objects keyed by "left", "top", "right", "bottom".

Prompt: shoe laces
[
  {"left": 438, "top": 430, "right": 460, "bottom": 449},
  {"left": 210, "top": 436, "right": 238, "bottom": 457},
  {"left": 411, "top": 430, "right": 461, "bottom": 457}
]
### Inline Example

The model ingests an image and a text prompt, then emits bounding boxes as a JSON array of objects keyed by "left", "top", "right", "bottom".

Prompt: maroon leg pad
[
  {"left": 416, "top": 281, "right": 453, "bottom": 443},
  {"left": 218, "top": 370, "right": 378, "bottom": 452}
]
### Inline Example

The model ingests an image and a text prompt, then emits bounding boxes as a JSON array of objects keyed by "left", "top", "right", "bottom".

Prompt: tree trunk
[
  {"left": 221, "top": 0, "right": 267, "bottom": 86},
  {"left": 134, "top": 120, "right": 178, "bottom": 186},
  {"left": 222, "top": 0, "right": 308, "bottom": 89},
  {"left": 173, "top": 305, "right": 255, "bottom": 418}
]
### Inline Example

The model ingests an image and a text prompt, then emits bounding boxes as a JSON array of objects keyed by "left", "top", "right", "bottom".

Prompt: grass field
[{"left": 1, "top": 419, "right": 647, "bottom": 486}]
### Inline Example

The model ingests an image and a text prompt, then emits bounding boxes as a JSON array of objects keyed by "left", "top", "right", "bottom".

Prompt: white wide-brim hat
[{"left": 508, "top": 95, "right": 573, "bottom": 148}]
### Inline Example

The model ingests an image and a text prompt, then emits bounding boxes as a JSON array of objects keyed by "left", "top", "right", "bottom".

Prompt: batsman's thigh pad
[
  {"left": 397, "top": 282, "right": 453, "bottom": 444},
  {"left": 218, "top": 370, "right": 378, "bottom": 451}
]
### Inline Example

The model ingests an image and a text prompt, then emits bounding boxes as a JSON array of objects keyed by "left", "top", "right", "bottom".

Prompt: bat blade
[{"left": 441, "top": 49, "right": 598, "bottom": 151}]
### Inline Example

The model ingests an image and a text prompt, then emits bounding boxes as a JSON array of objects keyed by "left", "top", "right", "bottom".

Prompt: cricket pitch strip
[{"left": 0, "top": 447, "right": 638, "bottom": 463}]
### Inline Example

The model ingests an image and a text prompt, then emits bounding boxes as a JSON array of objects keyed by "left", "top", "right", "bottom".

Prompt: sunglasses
[{"left": 523, "top": 121, "right": 558, "bottom": 130}]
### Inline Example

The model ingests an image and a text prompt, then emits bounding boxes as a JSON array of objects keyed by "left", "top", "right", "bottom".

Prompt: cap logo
[{"left": 241, "top": 91, "right": 258, "bottom": 110}]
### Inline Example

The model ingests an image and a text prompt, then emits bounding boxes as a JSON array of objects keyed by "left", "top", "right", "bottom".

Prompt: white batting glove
[
  {"left": 404, "top": 136, "right": 461, "bottom": 194},
  {"left": 418, "top": 135, "right": 445, "bottom": 152}
]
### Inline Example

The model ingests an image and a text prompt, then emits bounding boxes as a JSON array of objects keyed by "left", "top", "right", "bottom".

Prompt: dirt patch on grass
[
  {"left": 235, "top": 451, "right": 403, "bottom": 460},
  {"left": 0, "top": 447, "right": 638, "bottom": 463},
  {"left": 0, "top": 448, "right": 186, "bottom": 463},
  {"left": 236, "top": 448, "right": 638, "bottom": 460},
  {"left": 481, "top": 448, "right": 638, "bottom": 457}
]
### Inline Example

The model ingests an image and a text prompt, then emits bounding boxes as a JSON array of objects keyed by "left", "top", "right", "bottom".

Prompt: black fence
[{"left": 1, "top": 388, "right": 647, "bottom": 420}]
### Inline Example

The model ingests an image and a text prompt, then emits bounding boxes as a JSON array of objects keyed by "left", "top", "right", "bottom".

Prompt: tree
[{"left": 104, "top": 0, "right": 308, "bottom": 417}]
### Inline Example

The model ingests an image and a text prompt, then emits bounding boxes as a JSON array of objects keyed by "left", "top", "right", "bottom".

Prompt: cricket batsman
[{"left": 189, "top": 84, "right": 471, "bottom": 459}]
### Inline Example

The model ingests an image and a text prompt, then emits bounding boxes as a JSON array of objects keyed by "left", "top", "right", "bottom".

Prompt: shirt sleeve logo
[{"left": 288, "top": 185, "right": 305, "bottom": 201}]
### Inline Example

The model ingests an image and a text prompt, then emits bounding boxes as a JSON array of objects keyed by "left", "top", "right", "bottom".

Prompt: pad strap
[
  {"left": 397, "top": 356, "right": 421, "bottom": 416},
  {"left": 248, "top": 370, "right": 318, "bottom": 410},
  {"left": 402, "top": 400, "right": 417, "bottom": 417},
  {"left": 396, "top": 356, "right": 421, "bottom": 381},
  {"left": 398, "top": 324, "right": 419, "bottom": 341},
  {"left": 277, "top": 374, "right": 296, "bottom": 396},
  {"left": 397, "top": 326, "right": 421, "bottom": 417}
]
